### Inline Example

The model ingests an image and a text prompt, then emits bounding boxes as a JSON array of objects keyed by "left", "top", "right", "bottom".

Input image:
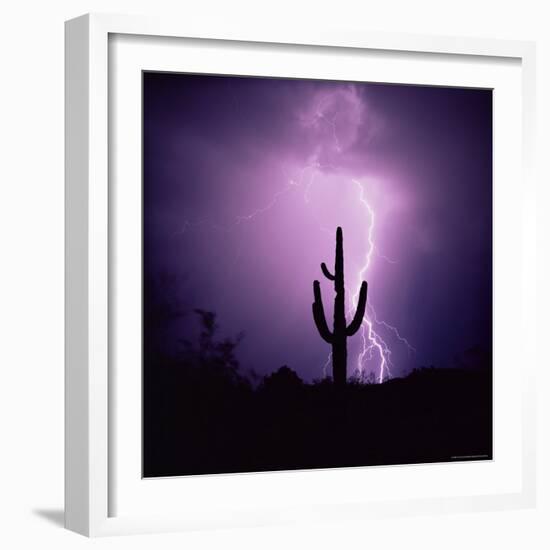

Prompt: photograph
[{"left": 142, "top": 72, "right": 493, "bottom": 478}]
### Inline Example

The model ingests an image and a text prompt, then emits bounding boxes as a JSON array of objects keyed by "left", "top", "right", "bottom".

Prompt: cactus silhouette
[{"left": 312, "top": 227, "right": 368, "bottom": 385}]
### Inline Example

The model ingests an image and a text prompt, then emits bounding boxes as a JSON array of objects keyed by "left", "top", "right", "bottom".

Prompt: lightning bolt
[
  {"left": 349, "top": 179, "right": 415, "bottom": 383},
  {"left": 236, "top": 176, "right": 300, "bottom": 224}
]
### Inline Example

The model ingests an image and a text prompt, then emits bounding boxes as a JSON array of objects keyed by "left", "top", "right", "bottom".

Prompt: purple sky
[{"left": 143, "top": 72, "right": 492, "bottom": 382}]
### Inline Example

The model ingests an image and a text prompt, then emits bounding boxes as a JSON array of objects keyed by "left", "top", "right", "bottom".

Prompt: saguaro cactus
[{"left": 312, "top": 227, "right": 368, "bottom": 386}]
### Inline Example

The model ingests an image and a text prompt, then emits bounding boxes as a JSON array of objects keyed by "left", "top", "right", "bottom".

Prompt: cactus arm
[
  {"left": 312, "top": 281, "right": 333, "bottom": 343},
  {"left": 321, "top": 262, "right": 335, "bottom": 281},
  {"left": 313, "top": 302, "right": 333, "bottom": 343},
  {"left": 346, "top": 281, "right": 368, "bottom": 336}
]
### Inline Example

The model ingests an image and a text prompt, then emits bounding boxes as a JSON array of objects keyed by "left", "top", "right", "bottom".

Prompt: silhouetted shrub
[
  {"left": 179, "top": 309, "right": 247, "bottom": 387},
  {"left": 261, "top": 366, "right": 303, "bottom": 391}
]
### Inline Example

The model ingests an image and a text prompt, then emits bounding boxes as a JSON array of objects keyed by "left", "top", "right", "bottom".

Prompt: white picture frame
[{"left": 65, "top": 12, "right": 537, "bottom": 537}]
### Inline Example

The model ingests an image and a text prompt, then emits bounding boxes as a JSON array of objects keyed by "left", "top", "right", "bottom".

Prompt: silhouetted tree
[
  {"left": 312, "top": 227, "right": 368, "bottom": 386},
  {"left": 180, "top": 309, "right": 246, "bottom": 385}
]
